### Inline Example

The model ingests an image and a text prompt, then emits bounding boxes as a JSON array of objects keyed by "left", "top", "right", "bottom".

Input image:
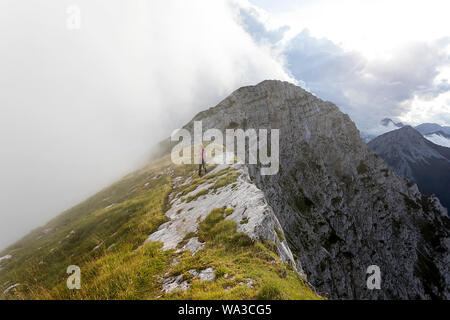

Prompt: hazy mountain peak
[
  {"left": 381, "top": 125, "right": 426, "bottom": 142},
  {"left": 369, "top": 126, "right": 446, "bottom": 162},
  {"left": 369, "top": 126, "right": 450, "bottom": 210},
  {"left": 415, "top": 123, "right": 450, "bottom": 135}
]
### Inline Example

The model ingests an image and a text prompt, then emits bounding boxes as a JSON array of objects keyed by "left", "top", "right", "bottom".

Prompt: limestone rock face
[
  {"left": 146, "top": 163, "right": 298, "bottom": 270},
  {"left": 178, "top": 80, "right": 449, "bottom": 299}
]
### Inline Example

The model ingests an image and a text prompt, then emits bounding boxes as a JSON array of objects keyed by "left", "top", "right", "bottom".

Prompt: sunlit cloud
[{"left": 242, "top": 0, "right": 450, "bottom": 129}]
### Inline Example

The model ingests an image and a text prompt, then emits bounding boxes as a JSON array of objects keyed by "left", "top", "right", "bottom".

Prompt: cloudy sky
[{"left": 0, "top": 0, "right": 449, "bottom": 249}]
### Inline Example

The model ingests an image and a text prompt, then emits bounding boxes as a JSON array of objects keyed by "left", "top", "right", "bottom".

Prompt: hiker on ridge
[{"left": 199, "top": 144, "right": 207, "bottom": 176}]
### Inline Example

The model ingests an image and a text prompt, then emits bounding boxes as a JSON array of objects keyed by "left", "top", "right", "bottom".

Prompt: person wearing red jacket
[{"left": 198, "top": 145, "right": 207, "bottom": 176}]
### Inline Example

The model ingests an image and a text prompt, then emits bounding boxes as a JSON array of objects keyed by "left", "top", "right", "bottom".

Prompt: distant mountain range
[
  {"left": 415, "top": 123, "right": 450, "bottom": 148},
  {"left": 415, "top": 123, "right": 450, "bottom": 136},
  {"left": 368, "top": 126, "right": 450, "bottom": 211},
  {"left": 361, "top": 118, "right": 450, "bottom": 148}
]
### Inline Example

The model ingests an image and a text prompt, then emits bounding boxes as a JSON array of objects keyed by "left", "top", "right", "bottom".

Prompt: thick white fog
[{"left": 0, "top": 0, "right": 293, "bottom": 249}]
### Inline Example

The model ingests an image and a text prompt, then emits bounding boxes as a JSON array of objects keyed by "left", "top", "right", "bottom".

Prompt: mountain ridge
[
  {"left": 173, "top": 80, "right": 449, "bottom": 299},
  {"left": 1, "top": 80, "right": 449, "bottom": 300}
]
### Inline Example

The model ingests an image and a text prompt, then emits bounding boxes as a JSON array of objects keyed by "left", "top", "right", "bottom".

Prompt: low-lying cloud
[{"left": 0, "top": 0, "right": 293, "bottom": 249}]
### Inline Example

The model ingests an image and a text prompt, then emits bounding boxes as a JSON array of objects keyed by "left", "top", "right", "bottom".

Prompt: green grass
[
  {"left": 185, "top": 189, "right": 209, "bottom": 203},
  {"left": 256, "top": 282, "right": 283, "bottom": 300},
  {"left": 240, "top": 217, "right": 249, "bottom": 225},
  {"left": 0, "top": 155, "right": 174, "bottom": 299},
  {"left": 213, "top": 171, "right": 240, "bottom": 190},
  {"left": 224, "top": 208, "right": 234, "bottom": 216},
  {"left": 0, "top": 155, "right": 320, "bottom": 300},
  {"left": 164, "top": 208, "right": 320, "bottom": 300},
  {"left": 275, "top": 227, "right": 285, "bottom": 242}
]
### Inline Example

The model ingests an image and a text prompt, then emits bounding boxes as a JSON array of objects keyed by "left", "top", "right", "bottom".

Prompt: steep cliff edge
[{"left": 180, "top": 80, "right": 449, "bottom": 299}]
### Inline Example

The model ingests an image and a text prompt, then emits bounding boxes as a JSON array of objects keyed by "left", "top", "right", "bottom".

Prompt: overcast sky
[{"left": 0, "top": 0, "right": 449, "bottom": 250}]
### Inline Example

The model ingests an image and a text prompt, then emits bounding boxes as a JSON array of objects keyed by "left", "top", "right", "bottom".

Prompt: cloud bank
[
  {"left": 0, "top": 0, "right": 293, "bottom": 249},
  {"left": 238, "top": 1, "right": 450, "bottom": 130}
]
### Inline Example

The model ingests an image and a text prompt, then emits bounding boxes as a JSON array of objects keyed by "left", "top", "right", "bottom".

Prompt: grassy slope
[{"left": 0, "top": 155, "right": 320, "bottom": 300}]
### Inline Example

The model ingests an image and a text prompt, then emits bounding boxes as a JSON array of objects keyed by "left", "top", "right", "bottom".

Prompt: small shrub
[
  {"left": 256, "top": 282, "right": 283, "bottom": 300},
  {"left": 215, "top": 266, "right": 228, "bottom": 279},
  {"left": 231, "top": 233, "right": 253, "bottom": 247},
  {"left": 197, "top": 208, "right": 225, "bottom": 241},
  {"left": 210, "top": 220, "right": 237, "bottom": 242}
]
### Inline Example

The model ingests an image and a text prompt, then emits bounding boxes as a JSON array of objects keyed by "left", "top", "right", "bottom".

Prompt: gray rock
[
  {"left": 180, "top": 237, "right": 205, "bottom": 255},
  {"left": 244, "top": 278, "right": 254, "bottom": 288},
  {"left": 2, "top": 283, "right": 19, "bottom": 296},
  {"left": 186, "top": 268, "right": 215, "bottom": 282},
  {"left": 198, "top": 268, "right": 215, "bottom": 282},
  {"left": 188, "top": 269, "right": 199, "bottom": 277},
  {"left": 145, "top": 163, "right": 298, "bottom": 270},
  {"left": 161, "top": 275, "right": 190, "bottom": 294},
  {"left": 177, "top": 80, "right": 449, "bottom": 300},
  {"left": 0, "top": 255, "right": 12, "bottom": 264}
]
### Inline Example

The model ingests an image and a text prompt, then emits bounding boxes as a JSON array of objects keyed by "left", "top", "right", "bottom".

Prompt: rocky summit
[{"left": 177, "top": 80, "right": 449, "bottom": 299}]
